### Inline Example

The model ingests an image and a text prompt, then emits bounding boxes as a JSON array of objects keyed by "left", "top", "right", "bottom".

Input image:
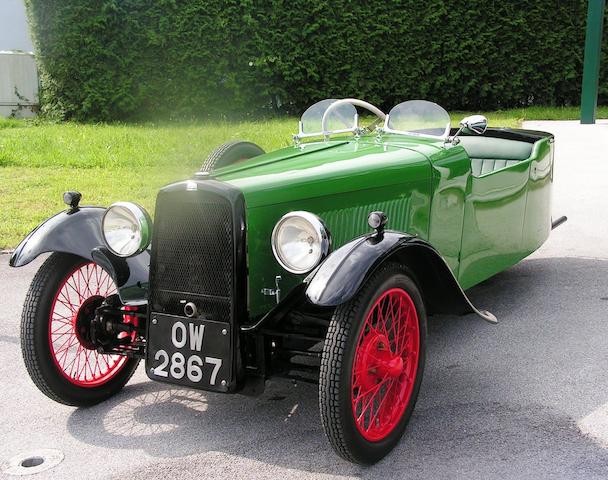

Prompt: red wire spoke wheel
[
  {"left": 351, "top": 287, "right": 420, "bottom": 441},
  {"left": 48, "top": 262, "right": 127, "bottom": 387},
  {"left": 320, "top": 263, "right": 426, "bottom": 464},
  {"left": 21, "top": 253, "right": 140, "bottom": 406}
]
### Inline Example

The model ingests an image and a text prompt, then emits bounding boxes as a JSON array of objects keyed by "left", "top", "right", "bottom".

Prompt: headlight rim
[
  {"left": 101, "top": 201, "right": 152, "bottom": 258},
  {"left": 271, "top": 211, "right": 331, "bottom": 275}
]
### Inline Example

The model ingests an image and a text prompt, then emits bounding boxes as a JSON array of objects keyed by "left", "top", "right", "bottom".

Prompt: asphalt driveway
[{"left": 1, "top": 120, "right": 608, "bottom": 479}]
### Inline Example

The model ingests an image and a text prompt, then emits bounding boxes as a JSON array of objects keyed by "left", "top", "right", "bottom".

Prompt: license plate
[{"left": 146, "top": 313, "right": 232, "bottom": 392}]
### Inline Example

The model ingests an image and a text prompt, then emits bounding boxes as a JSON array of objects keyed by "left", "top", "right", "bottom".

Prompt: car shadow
[{"left": 67, "top": 256, "right": 608, "bottom": 479}]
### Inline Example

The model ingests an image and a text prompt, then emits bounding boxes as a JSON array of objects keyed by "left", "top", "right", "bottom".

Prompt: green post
[{"left": 581, "top": 0, "right": 606, "bottom": 124}]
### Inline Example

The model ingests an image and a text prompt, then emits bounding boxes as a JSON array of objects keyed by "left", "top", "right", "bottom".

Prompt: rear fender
[
  {"left": 305, "top": 231, "right": 497, "bottom": 323},
  {"left": 9, "top": 207, "right": 149, "bottom": 305}
]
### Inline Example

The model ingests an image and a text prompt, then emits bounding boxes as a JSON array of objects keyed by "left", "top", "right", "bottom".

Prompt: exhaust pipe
[{"left": 551, "top": 216, "right": 568, "bottom": 230}]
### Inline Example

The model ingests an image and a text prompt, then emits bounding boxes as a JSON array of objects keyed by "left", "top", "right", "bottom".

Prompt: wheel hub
[
  {"left": 358, "top": 333, "right": 404, "bottom": 391},
  {"left": 73, "top": 295, "right": 104, "bottom": 350}
]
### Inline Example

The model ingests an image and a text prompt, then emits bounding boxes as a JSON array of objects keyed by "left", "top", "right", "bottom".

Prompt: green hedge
[{"left": 25, "top": 0, "right": 608, "bottom": 121}]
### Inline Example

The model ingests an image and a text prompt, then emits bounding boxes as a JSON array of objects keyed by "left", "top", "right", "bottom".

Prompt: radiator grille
[{"left": 149, "top": 189, "right": 235, "bottom": 321}]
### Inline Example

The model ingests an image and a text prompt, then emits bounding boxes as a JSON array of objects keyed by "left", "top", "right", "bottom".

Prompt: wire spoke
[
  {"left": 366, "top": 379, "right": 396, "bottom": 431},
  {"left": 352, "top": 375, "right": 391, "bottom": 405}
]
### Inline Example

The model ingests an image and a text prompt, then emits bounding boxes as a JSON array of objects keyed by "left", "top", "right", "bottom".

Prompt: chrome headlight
[
  {"left": 271, "top": 211, "right": 330, "bottom": 274},
  {"left": 102, "top": 202, "right": 151, "bottom": 257}
]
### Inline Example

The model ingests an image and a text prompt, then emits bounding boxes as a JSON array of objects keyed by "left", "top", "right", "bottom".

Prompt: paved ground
[{"left": 1, "top": 120, "right": 608, "bottom": 479}]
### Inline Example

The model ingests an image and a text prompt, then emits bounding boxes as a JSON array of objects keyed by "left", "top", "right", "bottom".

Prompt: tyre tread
[{"left": 21, "top": 254, "right": 65, "bottom": 403}]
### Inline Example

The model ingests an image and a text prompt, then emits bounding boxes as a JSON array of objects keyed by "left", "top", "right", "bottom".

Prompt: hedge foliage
[{"left": 25, "top": 0, "right": 608, "bottom": 121}]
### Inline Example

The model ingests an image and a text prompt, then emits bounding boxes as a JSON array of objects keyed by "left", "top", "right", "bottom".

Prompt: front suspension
[{"left": 91, "top": 295, "right": 146, "bottom": 358}]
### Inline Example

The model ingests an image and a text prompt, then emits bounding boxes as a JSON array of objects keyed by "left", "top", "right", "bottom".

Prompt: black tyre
[
  {"left": 319, "top": 262, "right": 427, "bottom": 464},
  {"left": 21, "top": 253, "right": 140, "bottom": 406},
  {"left": 201, "top": 140, "right": 265, "bottom": 173}
]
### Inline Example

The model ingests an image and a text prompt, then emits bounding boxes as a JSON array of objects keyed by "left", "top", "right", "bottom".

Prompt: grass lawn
[{"left": 1, "top": 105, "right": 606, "bottom": 249}]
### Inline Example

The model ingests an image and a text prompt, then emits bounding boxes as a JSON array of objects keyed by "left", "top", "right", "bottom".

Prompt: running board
[{"left": 551, "top": 216, "right": 568, "bottom": 230}]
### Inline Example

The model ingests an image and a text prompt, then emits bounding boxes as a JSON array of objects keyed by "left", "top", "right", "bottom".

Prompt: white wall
[
  {"left": 0, "top": 0, "right": 38, "bottom": 117},
  {"left": 0, "top": 51, "right": 38, "bottom": 117},
  {"left": 0, "top": 0, "right": 34, "bottom": 52}
]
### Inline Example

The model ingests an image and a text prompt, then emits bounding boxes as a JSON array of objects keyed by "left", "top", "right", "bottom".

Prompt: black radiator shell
[{"left": 148, "top": 178, "right": 247, "bottom": 391}]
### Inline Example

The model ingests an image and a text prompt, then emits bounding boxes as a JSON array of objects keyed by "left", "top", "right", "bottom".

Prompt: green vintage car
[{"left": 11, "top": 99, "right": 562, "bottom": 463}]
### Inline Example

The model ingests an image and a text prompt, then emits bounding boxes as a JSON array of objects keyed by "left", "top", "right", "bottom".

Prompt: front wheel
[
  {"left": 21, "top": 253, "right": 139, "bottom": 406},
  {"left": 319, "top": 262, "right": 426, "bottom": 464}
]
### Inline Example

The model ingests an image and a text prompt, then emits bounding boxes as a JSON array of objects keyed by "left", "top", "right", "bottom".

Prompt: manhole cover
[{"left": 2, "top": 449, "right": 64, "bottom": 476}]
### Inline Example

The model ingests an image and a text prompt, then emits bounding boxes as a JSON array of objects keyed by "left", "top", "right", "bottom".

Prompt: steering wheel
[{"left": 321, "top": 98, "right": 386, "bottom": 135}]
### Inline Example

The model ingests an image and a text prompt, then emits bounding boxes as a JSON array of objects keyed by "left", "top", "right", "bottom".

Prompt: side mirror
[{"left": 459, "top": 115, "right": 488, "bottom": 135}]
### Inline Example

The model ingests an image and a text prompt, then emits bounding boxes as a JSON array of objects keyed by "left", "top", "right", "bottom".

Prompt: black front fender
[
  {"left": 305, "top": 231, "right": 497, "bottom": 324},
  {"left": 10, "top": 207, "right": 149, "bottom": 305}
]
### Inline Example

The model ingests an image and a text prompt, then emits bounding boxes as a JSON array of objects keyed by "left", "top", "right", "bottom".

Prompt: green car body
[{"left": 214, "top": 130, "right": 553, "bottom": 319}]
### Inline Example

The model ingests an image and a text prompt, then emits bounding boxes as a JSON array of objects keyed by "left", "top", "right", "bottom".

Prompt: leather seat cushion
[
  {"left": 459, "top": 136, "right": 533, "bottom": 160},
  {"left": 459, "top": 136, "right": 533, "bottom": 176},
  {"left": 470, "top": 158, "right": 521, "bottom": 176}
]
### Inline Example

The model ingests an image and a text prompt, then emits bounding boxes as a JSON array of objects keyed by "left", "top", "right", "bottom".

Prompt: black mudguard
[
  {"left": 305, "top": 231, "right": 497, "bottom": 324},
  {"left": 9, "top": 207, "right": 149, "bottom": 305}
]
